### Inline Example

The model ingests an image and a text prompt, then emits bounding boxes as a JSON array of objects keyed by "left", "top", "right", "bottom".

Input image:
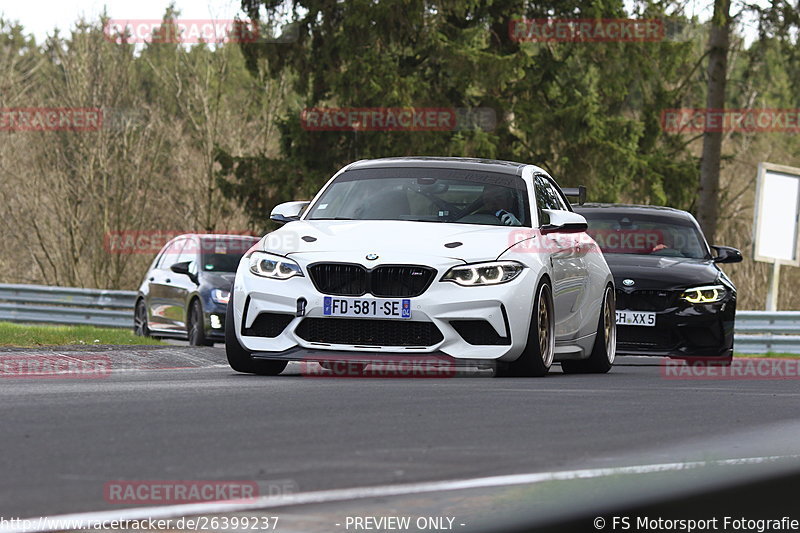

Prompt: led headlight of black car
[{"left": 681, "top": 284, "right": 726, "bottom": 304}]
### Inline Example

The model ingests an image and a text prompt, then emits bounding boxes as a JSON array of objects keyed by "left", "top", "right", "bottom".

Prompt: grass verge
[
  {"left": 734, "top": 352, "right": 800, "bottom": 359},
  {"left": 0, "top": 322, "right": 164, "bottom": 347}
]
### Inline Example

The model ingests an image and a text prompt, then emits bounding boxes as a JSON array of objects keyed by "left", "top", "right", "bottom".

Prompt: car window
[
  {"left": 176, "top": 240, "right": 197, "bottom": 267},
  {"left": 306, "top": 168, "right": 531, "bottom": 227},
  {"left": 533, "top": 174, "right": 569, "bottom": 225},
  {"left": 548, "top": 180, "right": 570, "bottom": 211},
  {"left": 157, "top": 239, "right": 187, "bottom": 269},
  {"left": 534, "top": 174, "right": 568, "bottom": 211},
  {"left": 200, "top": 237, "right": 259, "bottom": 272},
  {"left": 580, "top": 212, "right": 710, "bottom": 259}
]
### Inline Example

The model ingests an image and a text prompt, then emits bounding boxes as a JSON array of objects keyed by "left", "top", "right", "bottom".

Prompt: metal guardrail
[
  {"left": 0, "top": 284, "right": 799, "bottom": 352},
  {"left": 0, "top": 283, "right": 136, "bottom": 329},
  {"left": 734, "top": 311, "right": 800, "bottom": 354}
]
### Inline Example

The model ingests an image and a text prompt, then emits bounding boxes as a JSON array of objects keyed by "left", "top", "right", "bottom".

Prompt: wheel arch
[{"left": 518, "top": 272, "right": 554, "bottom": 355}]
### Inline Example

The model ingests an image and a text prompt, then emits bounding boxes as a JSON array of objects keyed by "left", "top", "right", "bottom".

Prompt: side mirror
[
  {"left": 170, "top": 261, "right": 199, "bottom": 283},
  {"left": 540, "top": 209, "right": 589, "bottom": 234},
  {"left": 270, "top": 201, "right": 310, "bottom": 224},
  {"left": 711, "top": 245, "right": 743, "bottom": 264}
]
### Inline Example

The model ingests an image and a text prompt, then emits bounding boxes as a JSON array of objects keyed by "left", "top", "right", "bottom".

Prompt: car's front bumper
[
  {"left": 231, "top": 259, "right": 540, "bottom": 363},
  {"left": 615, "top": 293, "right": 736, "bottom": 359},
  {"left": 202, "top": 300, "right": 229, "bottom": 341}
]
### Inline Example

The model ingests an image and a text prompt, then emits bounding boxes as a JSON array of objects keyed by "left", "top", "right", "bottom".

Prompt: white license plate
[
  {"left": 323, "top": 296, "right": 412, "bottom": 319},
  {"left": 616, "top": 310, "right": 656, "bottom": 327}
]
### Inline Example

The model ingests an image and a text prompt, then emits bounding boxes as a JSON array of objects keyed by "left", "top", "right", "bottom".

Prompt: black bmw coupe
[{"left": 575, "top": 204, "right": 742, "bottom": 363}]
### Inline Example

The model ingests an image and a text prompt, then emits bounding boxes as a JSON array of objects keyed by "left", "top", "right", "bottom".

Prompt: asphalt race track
[{"left": 3, "top": 346, "right": 800, "bottom": 531}]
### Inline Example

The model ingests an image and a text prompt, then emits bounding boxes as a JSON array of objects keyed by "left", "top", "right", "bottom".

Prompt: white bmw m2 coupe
[{"left": 226, "top": 157, "right": 615, "bottom": 377}]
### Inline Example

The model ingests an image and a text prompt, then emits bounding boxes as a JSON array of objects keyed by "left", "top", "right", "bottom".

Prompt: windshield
[
  {"left": 581, "top": 212, "right": 710, "bottom": 259},
  {"left": 306, "top": 168, "right": 531, "bottom": 227},
  {"left": 200, "top": 237, "right": 259, "bottom": 272}
]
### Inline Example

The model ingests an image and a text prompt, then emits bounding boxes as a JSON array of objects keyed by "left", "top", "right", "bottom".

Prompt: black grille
[
  {"left": 370, "top": 265, "right": 435, "bottom": 297},
  {"left": 243, "top": 313, "right": 294, "bottom": 338},
  {"left": 616, "top": 289, "right": 680, "bottom": 312},
  {"left": 295, "top": 318, "right": 443, "bottom": 347},
  {"left": 308, "top": 263, "right": 435, "bottom": 297},
  {"left": 308, "top": 264, "right": 367, "bottom": 296},
  {"left": 617, "top": 326, "right": 676, "bottom": 350},
  {"left": 450, "top": 320, "right": 510, "bottom": 345}
]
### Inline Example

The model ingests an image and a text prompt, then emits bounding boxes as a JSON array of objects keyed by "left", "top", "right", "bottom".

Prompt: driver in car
[
  {"left": 479, "top": 186, "right": 521, "bottom": 225},
  {"left": 649, "top": 230, "right": 674, "bottom": 254}
]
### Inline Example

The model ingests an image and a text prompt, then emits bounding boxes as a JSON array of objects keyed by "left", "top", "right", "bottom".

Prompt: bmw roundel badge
[{"left": 366, "top": 253, "right": 379, "bottom": 261}]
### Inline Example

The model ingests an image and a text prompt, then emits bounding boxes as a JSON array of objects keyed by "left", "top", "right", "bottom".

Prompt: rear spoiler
[{"left": 561, "top": 186, "right": 587, "bottom": 206}]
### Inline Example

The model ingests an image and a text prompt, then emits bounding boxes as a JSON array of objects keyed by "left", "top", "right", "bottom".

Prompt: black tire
[
  {"left": 134, "top": 298, "right": 150, "bottom": 337},
  {"left": 188, "top": 299, "right": 214, "bottom": 347},
  {"left": 225, "top": 292, "right": 288, "bottom": 376},
  {"left": 495, "top": 279, "right": 554, "bottom": 377},
  {"left": 562, "top": 284, "right": 616, "bottom": 374},
  {"left": 715, "top": 354, "right": 733, "bottom": 367}
]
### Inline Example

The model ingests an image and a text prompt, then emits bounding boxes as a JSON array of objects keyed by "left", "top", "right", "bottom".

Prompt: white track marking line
[{"left": 4, "top": 455, "right": 799, "bottom": 533}]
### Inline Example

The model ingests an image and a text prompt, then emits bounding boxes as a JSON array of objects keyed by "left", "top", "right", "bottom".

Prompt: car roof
[
  {"left": 197, "top": 234, "right": 260, "bottom": 240},
  {"left": 169, "top": 233, "right": 260, "bottom": 242},
  {"left": 346, "top": 157, "right": 530, "bottom": 176},
  {"left": 576, "top": 203, "right": 697, "bottom": 221}
]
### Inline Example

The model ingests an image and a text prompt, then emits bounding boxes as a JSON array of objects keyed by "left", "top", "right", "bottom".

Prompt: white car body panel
[
  {"left": 265, "top": 220, "right": 522, "bottom": 262},
  {"left": 231, "top": 159, "right": 613, "bottom": 365}
]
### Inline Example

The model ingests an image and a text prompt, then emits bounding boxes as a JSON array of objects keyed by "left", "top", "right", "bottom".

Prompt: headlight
[
  {"left": 248, "top": 251, "right": 304, "bottom": 280},
  {"left": 211, "top": 289, "right": 230, "bottom": 305},
  {"left": 681, "top": 284, "right": 726, "bottom": 304},
  {"left": 441, "top": 261, "right": 524, "bottom": 286}
]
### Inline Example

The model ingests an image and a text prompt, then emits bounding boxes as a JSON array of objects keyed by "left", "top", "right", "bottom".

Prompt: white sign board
[{"left": 753, "top": 162, "right": 800, "bottom": 266}]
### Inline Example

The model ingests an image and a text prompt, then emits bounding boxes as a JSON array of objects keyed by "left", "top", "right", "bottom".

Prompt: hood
[
  {"left": 200, "top": 271, "right": 236, "bottom": 289},
  {"left": 262, "top": 220, "right": 523, "bottom": 263},
  {"left": 604, "top": 254, "right": 721, "bottom": 291}
]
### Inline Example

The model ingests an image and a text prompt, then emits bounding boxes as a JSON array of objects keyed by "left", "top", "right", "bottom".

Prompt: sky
[
  {"left": 0, "top": 0, "right": 245, "bottom": 42},
  {"left": 0, "top": 0, "right": 762, "bottom": 45}
]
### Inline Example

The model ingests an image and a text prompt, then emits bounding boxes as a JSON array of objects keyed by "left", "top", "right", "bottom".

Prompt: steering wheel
[
  {"left": 447, "top": 196, "right": 489, "bottom": 223},
  {"left": 406, "top": 186, "right": 455, "bottom": 217}
]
